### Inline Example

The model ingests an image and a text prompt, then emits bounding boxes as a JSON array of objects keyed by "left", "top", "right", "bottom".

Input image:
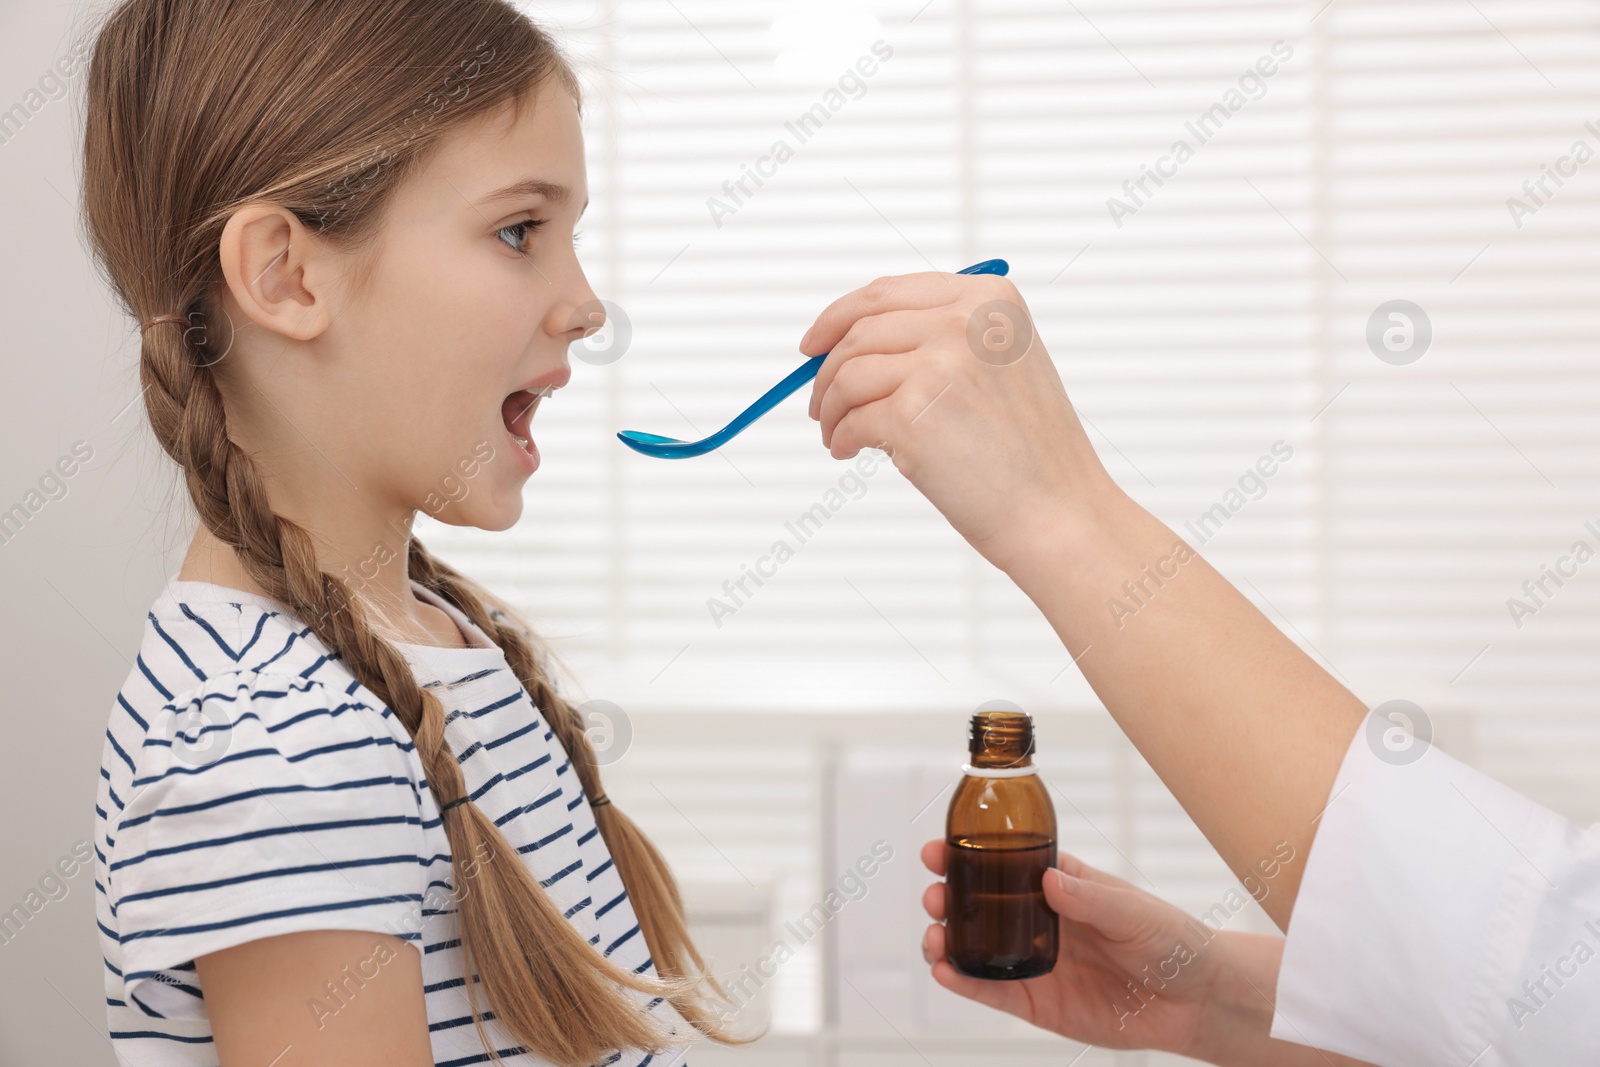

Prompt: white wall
[{"left": 0, "top": 1, "right": 187, "bottom": 1063}]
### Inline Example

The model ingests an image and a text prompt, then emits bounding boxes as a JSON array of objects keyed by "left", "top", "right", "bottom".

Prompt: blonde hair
[{"left": 79, "top": 0, "right": 754, "bottom": 1061}]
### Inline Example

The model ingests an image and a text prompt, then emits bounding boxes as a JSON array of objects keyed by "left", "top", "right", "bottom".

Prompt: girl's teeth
[{"left": 513, "top": 436, "right": 529, "bottom": 447}]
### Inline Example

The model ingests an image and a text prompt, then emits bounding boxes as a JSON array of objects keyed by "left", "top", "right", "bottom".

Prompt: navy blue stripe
[
  {"left": 586, "top": 857, "right": 615, "bottom": 882},
  {"left": 110, "top": 815, "right": 423, "bottom": 872},
  {"left": 116, "top": 693, "right": 148, "bottom": 731},
  {"left": 595, "top": 889, "right": 628, "bottom": 920},
  {"left": 121, "top": 894, "right": 421, "bottom": 942},
  {"left": 483, "top": 719, "right": 538, "bottom": 751},
  {"left": 118, "top": 776, "right": 412, "bottom": 830},
  {"left": 234, "top": 610, "right": 270, "bottom": 658},
  {"left": 493, "top": 787, "right": 561, "bottom": 827},
  {"left": 109, "top": 1030, "right": 212, "bottom": 1044},
  {"left": 136, "top": 655, "right": 172, "bottom": 700},
  {"left": 106, "top": 730, "right": 136, "bottom": 773},
  {"left": 604, "top": 923, "right": 640, "bottom": 957},
  {"left": 427, "top": 1009, "right": 498, "bottom": 1033},
  {"left": 255, "top": 628, "right": 308, "bottom": 671},
  {"left": 538, "top": 858, "right": 581, "bottom": 889},
  {"left": 423, "top": 975, "right": 467, "bottom": 995},
  {"left": 130, "top": 748, "right": 284, "bottom": 790},
  {"left": 114, "top": 854, "right": 423, "bottom": 905},
  {"left": 465, "top": 690, "right": 520, "bottom": 719},
  {"left": 437, "top": 1047, "right": 527, "bottom": 1067},
  {"left": 514, "top": 822, "right": 571, "bottom": 855},
  {"left": 148, "top": 615, "right": 207, "bottom": 683},
  {"left": 503, "top": 752, "right": 551, "bottom": 784},
  {"left": 131, "top": 733, "right": 411, "bottom": 788}
]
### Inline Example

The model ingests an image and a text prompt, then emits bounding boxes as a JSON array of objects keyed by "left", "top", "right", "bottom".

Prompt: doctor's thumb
[{"left": 1043, "top": 867, "right": 1158, "bottom": 945}]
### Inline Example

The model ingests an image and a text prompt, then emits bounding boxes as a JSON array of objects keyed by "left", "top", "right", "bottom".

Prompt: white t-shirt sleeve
[
  {"left": 108, "top": 673, "right": 429, "bottom": 1019},
  {"left": 1272, "top": 709, "right": 1600, "bottom": 1066}
]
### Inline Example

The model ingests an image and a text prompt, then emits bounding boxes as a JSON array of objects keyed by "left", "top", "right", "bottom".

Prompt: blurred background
[{"left": 5, "top": 0, "right": 1600, "bottom": 1064}]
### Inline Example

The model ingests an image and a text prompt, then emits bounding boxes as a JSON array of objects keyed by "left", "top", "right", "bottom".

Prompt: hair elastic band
[
  {"left": 590, "top": 794, "right": 611, "bottom": 809},
  {"left": 140, "top": 313, "right": 189, "bottom": 334},
  {"left": 439, "top": 795, "right": 471, "bottom": 814}
]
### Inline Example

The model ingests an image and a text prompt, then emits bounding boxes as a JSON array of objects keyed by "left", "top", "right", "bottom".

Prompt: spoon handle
[
  {"left": 617, "top": 258, "right": 1010, "bottom": 457},
  {"left": 722, "top": 259, "right": 1010, "bottom": 443}
]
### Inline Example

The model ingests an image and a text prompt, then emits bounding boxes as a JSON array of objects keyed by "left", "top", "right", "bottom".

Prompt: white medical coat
[{"left": 1273, "top": 710, "right": 1600, "bottom": 1064}]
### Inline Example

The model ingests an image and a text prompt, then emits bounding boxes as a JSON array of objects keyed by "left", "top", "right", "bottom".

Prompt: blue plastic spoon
[{"left": 617, "top": 258, "right": 1010, "bottom": 458}]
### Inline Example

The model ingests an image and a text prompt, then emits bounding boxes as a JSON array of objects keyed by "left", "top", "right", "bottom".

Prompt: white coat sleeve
[{"left": 1270, "top": 709, "right": 1600, "bottom": 1066}]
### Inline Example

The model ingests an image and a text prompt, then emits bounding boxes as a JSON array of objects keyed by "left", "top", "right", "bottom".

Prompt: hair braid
[{"left": 407, "top": 544, "right": 741, "bottom": 1033}]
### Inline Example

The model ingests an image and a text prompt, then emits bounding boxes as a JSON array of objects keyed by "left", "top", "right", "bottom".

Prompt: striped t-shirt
[{"left": 95, "top": 575, "right": 690, "bottom": 1067}]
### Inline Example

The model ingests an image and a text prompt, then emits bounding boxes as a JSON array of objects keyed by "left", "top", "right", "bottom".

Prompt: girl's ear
[{"left": 217, "top": 203, "right": 336, "bottom": 341}]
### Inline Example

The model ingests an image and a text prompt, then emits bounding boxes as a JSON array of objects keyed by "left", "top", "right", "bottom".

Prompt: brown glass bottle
[{"left": 944, "top": 706, "right": 1058, "bottom": 980}]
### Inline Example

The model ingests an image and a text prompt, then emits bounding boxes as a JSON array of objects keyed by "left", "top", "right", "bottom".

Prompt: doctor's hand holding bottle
[{"left": 917, "top": 840, "right": 1374, "bottom": 1066}]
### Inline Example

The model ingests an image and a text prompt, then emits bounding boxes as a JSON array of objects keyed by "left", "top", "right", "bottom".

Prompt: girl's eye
[{"left": 496, "top": 218, "right": 546, "bottom": 254}]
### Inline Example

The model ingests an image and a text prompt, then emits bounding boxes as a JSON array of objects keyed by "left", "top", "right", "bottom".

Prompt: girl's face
[{"left": 315, "top": 78, "right": 597, "bottom": 534}]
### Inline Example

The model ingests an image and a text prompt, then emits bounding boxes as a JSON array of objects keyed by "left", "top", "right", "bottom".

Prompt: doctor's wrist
[
  {"left": 1185, "top": 932, "right": 1376, "bottom": 1067},
  {"left": 982, "top": 473, "right": 1137, "bottom": 586},
  {"left": 1184, "top": 931, "right": 1288, "bottom": 1066}
]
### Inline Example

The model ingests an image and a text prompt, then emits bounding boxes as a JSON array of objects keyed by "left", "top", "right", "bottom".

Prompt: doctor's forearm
[{"left": 1004, "top": 487, "right": 1368, "bottom": 929}]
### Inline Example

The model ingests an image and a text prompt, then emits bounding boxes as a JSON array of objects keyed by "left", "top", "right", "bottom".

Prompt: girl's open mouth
[{"left": 501, "top": 386, "right": 548, "bottom": 461}]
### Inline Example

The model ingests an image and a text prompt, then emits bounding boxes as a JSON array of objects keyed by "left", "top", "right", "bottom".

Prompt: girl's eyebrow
[{"left": 476, "top": 178, "right": 572, "bottom": 208}]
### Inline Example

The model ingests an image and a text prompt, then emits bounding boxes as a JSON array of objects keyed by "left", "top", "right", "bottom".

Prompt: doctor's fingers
[
  {"left": 816, "top": 351, "right": 920, "bottom": 447},
  {"left": 827, "top": 393, "right": 904, "bottom": 461},
  {"left": 808, "top": 310, "right": 929, "bottom": 420},
  {"left": 801, "top": 269, "right": 1005, "bottom": 359},
  {"left": 922, "top": 879, "right": 948, "bottom": 921},
  {"left": 921, "top": 924, "right": 1032, "bottom": 1016},
  {"left": 921, "top": 921, "right": 945, "bottom": 965},
  {"left": 1056, "top": 850, "right": 1142, "bottom": 895},
  {"left": 1044, "top": 869, "right": 1166, "bottom": 947},
  {"left": 920, "top": 838, "right": 948, "bottom": 876}
]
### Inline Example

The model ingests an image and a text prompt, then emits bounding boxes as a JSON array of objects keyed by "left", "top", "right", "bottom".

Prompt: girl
[{"left": 84, "top": 1, "right": 751, "bottom": 1064}]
